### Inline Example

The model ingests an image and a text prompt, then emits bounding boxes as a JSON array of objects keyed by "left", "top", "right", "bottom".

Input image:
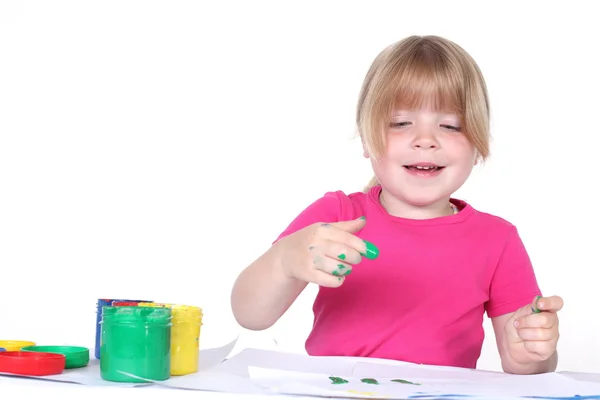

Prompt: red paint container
[{"left": 0, "top": 351, "right": 66, "bottom": 376}]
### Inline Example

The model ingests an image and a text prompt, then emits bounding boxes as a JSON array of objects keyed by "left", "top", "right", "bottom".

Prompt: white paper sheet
[
  {"left": 119, "top": 370, "right": 267, "bottom": 394},
  {"left": 211, "top": 347, "right": 359, "bottom": 377},
  {"left": 115, "top": 336, "right": 270, "bottom": 393},
  {"left": 0, "top": 336, "right": 239, "bottom": 388},
  {"left": 560, "top": 371, "right": 600, "bottom": 384},
  {"left": 352, "top": 359, "right": 507, "bottom": 382},
  {"left": 196, "top": 335, "right": 239, "bottom": 370},
  {"left": 247, "top": 365, "right": 600, "bottom": 400},
  {"left": 0, "top": 357, "right": 142, "bottom": 387}
]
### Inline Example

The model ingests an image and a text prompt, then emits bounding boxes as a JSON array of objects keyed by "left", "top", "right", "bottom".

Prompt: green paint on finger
[
  {"left": 360, "top": 240, "right": 379, "bottom": 260},
  {"left": 336, "top": 264, "right": 351, "bottom": 276},
  {"left": 338, "top": 253, "right": 346, "bottom": 260},
  {"left": 532, "top": 295, "right": 542, "bottom": 313}
]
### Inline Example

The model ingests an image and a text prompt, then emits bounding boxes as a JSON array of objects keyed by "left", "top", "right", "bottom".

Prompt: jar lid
[
  {"left": 138, "top": 302, "right": 172, "bottom": 308},
  {"left": 0, "top": 351, "right": 65, "bottom": 376},
  {"left": 0, "top": 340, "right": 36, "bottom": 352},
  {"left": 111, "top": 301, "right": 141, "bottom": 306},
  {"left": 20, "top": 346, "right": 89, "bottom": 369},
  {"left": 139, "top": 303, "right": 203, "bottom": 319},
  {"left": 172, "top": 304, "right": 203, "bottom": 318},
  {"left": 101, "top": 306, "right": 171, "bottom": 323}
]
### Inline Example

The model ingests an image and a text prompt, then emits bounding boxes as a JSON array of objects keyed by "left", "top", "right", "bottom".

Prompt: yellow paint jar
[
  {"left": 170, "top": 305, "right": 203, "bottom": 376},
  {"left": 138, "top": 303, "right": 203, "bottom": 375},
  {"left": 138, "top": 302, "right": 172, "bottom": 308}
]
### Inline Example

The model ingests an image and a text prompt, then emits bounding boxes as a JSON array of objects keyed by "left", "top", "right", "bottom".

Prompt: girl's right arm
[
  {"left": 230, "top": 217, "right": 368, "bottom": 331},
  {"left": 230, "top": 238, "right": 308, "bottom": 331}
]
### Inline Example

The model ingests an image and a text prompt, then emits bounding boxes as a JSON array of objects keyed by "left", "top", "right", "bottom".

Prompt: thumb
[{"left": 329, "top": 216, "right": 367, "bottom": 233}]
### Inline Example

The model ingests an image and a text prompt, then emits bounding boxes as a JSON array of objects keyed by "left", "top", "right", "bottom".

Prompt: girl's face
[{"left": 364, "top": 104, "right": 477, "bottom": 219}]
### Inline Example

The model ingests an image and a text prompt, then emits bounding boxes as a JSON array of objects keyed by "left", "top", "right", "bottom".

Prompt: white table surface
[{"left": 0, "top": 375, "right": 320, "bottom": 400}]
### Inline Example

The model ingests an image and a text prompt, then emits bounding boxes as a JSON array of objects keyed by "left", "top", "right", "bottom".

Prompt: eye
[
  {"left": 390, "top": 122, "right": 411, "bottom": 128},
  {"left": 440, "top": 124, "right": 461, "bottom": 132}
]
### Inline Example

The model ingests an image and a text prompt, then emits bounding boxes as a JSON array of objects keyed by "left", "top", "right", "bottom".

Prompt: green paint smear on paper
[
  {"left": 329, "top": 376, "right": 348, "bottom": 384},
  {"left": 360, "top": 378, "right": 379, "bottom": 385},
  {"left": 391, "top": 378, "right": 420, "bottom": 385}
]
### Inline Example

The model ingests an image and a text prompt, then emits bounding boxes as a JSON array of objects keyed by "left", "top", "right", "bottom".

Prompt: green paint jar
[{"left": 100, "top": 306, "right": 172, "bottom": 383}]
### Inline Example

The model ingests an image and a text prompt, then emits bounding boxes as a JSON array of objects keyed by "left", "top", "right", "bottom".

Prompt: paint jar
[
  {"left": 94, "top": 298, "right": 150, "bottom": 359},
  {"left": 138, "top": 302, "right": 172, "bottom": 308},
  {"left": 138, "top": 303, "right": 203, "bottom": 376},
  {"left": 170, "top": 305, "right": 203, "bottom": 376},
  {"left": 100, "top": 306, "right": 171, "bottom": 382}
]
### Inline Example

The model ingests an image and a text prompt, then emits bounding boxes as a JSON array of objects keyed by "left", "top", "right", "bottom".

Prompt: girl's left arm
[{"left": 491, "top": 295, "right": 563, "bottom": 374}]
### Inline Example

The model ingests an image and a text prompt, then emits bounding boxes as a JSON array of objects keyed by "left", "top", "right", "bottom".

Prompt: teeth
[{"left": 415, "top": 166, "right": 437, "bottom": 170}]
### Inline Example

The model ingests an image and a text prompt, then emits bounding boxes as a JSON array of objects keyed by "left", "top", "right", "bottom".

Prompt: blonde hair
[{"left": 357, "top": 35, "right": 491, "bottom": 192}]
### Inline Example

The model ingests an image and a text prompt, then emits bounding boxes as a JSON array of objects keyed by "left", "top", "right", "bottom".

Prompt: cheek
[
  {"left": 448, "top": 138, "right": 477, "bottom": 160},
  {"left": 382, "top": 136, "right": 406, "bottom": 159}
]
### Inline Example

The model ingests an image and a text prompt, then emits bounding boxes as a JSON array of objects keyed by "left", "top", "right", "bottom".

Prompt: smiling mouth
[{"left": 403, "top": 165, "right": 445, "bottom": 172}]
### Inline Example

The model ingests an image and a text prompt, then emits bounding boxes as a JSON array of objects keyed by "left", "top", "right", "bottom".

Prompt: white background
[{"left": 1, "top": 0, "right": 598, "bottom": 374}]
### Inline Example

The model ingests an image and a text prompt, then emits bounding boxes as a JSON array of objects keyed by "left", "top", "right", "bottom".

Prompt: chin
[{"left": 390, "top": 190, "right": 450, "bottom": 208}]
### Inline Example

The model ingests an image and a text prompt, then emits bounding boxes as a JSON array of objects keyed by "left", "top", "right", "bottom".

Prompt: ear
[{"left": 360, "top": 134, "right": 370, "bottom": 159}]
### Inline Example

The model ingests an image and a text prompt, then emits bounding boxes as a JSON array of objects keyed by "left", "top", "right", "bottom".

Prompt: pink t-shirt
[{"left": 275, "top": 185, "right": 541, "bottom": 369}]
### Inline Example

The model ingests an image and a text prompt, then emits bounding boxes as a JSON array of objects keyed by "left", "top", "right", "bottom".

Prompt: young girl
[{"left": 230, "top": 35, "right": 563, "bottom": 374}]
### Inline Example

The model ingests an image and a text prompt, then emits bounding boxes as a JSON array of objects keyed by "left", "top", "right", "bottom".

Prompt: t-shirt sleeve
[
  {"left": 485, "top": 226, "right": 542, "bottom": 318},
  {"left": 273, "top": 191, "right": 343, "bottom": 243}
]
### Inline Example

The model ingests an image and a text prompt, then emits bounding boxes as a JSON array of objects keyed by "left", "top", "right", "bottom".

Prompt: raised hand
[
  {"left": 278, "top": 216, "right": 379, "bottom": 288},
  {"left": 504, "top": 295, "right": 563, "bottom": 364}
]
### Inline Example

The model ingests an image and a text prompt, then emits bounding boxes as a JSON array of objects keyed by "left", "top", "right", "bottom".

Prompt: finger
[
  {"left": 515, "top": 312, "right": 557, "bottom": 330},
  {"left": 313, "top": 254, "right": 354, "bottom": 278},
  {"left": 505, "top": 303, "right": 535, "bottom": 342},
  {"left": 536, "top": 295, "right": 564, "bottom": 313},
  {"left": 328, "top": 216, "right": 366, "bottom": 233},
  {"left": 307, "top": 257, "right": 351, "bottom": 288},
  {"left": 516, "top": 327, "right": 556, "bottom": 341},
  {"left": 319, "top": 240, "right": 363, "bottom": 265},
  {"left": 311, "top": 270, "right": 347, "bottom": 288},
  {"left": 318, "top": 219, "right": 369, "bottom": 256},
  {"left": 318, "top": 223, "right": 379, "bottom": 260},
  {"left": 507, "top": 302, "right": 534, "bottom": 327}
]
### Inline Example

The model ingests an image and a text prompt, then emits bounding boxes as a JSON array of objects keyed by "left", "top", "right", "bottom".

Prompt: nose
[{"left": 412, "top": 129, "right": 439, "bottom": 149}]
